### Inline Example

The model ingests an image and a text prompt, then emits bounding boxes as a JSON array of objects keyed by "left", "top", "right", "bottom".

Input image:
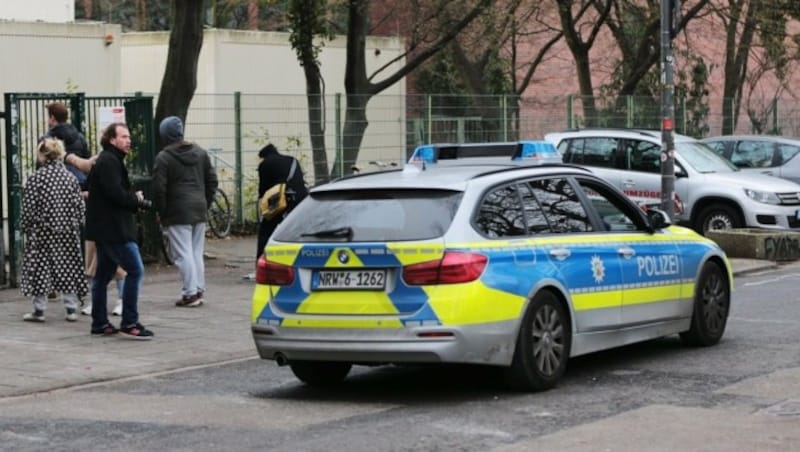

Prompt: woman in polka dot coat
[{"left": 20, "top": 138, "right": 88, "bottom": 322}]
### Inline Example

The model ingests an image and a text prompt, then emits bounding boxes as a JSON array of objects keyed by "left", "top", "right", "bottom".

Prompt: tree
[
  {"left": 554, "top": 0, "right": 613, "bottom": 126},
  {"left": 287, "top": 0, "right": 491, "bottom": 178},
  {"left": 712, "top": 0, "right": 800, "bottom": 134},
  {"left": 154, "top": 0, "right": 205, "bottom": 147}
]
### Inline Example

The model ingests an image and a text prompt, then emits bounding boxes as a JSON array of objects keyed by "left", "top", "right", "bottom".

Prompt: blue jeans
[{"left": 91, "top": 241, "right": 144, "bottom": 328}]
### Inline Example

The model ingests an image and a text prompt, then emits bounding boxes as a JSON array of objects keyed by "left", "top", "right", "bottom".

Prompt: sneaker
[
  {"left": 112, "top": 299, "right": 123, "bottom": 316},
  {"left": 65, "top": 308, "right": 78, "bottom": 322},
  {"left": 23, "top": 310, "right": 45, "bottom": 322},
  {"left": 175, "top": 293, "right": 202, "bottom": 307},
  {"left": 119, "top": 323, "right": 154, "bottom": 340},
  {"left": 81, "top": 303, "right": 92, "bottom": 316},
  {"left": 91, "top": 323, "right": 119, "bottom": 336}
]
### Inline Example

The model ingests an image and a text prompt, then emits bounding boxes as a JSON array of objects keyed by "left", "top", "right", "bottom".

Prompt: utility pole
[{"left": 660, "top": 0, "right": 677, "bottom": 219}]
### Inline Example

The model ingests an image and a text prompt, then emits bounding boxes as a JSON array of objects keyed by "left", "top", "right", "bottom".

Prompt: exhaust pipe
[{"left": 274, "top": 352, "right": 289, "bottom": 366}]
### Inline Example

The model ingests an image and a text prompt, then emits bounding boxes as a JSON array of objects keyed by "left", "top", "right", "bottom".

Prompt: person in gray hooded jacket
[{"left": 153, "top": 116, "right": 219, "bottom": 307}]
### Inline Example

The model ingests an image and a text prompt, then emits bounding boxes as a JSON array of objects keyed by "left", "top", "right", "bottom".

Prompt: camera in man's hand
[{"left": 138, "top": 198, "right": 153, "bottom": 210}]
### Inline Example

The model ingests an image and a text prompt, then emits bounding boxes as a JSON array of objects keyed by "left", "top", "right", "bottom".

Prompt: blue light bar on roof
[
  {"left": 513, "top": 141, "right": 560, "bottom": 161},
  {"left": 409, "top": 145, "right": 436, "bottom": 164}
]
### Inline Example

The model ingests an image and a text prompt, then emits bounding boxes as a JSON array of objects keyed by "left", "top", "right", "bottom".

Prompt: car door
[
  {"left": 521, "top": 176, "right": 624, "bottom": 332},
  {"left": 620, "top": 138, "right": 663, "bottom": 207},
  {"left": 572, "top": 177, "right": 684, "bottom": 327}
]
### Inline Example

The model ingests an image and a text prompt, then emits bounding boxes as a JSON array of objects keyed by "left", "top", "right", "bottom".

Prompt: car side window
[
  {"left": 562, "top": 138, "right": 619, "bottom": 169},
  {"left": 575, "top": 178, "right": 648, "bottom": 232},
  {"left": 517, "top": 182, "right": 552, "bottom": 234},
  {"left": 778, "top": 144, "right": 800, "bottom": 165},
  {"left": 627, "top": 140, "right": 661, "bottom": 173},
  {"left": 734, "top": 141, "right": 773, "bottom": 168},
  {"left": 475, "top": 184, "right": 526, "bottom": 238},
  {"left": 527, "top": 178, "right": 593, "bottom": 233}
]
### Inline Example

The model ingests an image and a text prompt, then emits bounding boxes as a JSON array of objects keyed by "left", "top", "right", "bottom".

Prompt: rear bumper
[{"left": 251, "top": 321, "right": 517, "bottom": 366}]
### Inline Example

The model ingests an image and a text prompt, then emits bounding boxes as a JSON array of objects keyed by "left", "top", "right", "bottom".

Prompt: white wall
[
  {"left": 0, "top": 21, "right": 122, "bottom": 94},
  {"left": 121, "top": 29, "right": 407, "bottom": 183},
  {"left": 0, "top": 0, "right": 73, "bottom": 23}
]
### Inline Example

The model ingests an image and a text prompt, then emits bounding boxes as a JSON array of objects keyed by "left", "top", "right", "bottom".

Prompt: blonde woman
[{"left": 20, "top": 138, "right": 87, "bottom": 322}]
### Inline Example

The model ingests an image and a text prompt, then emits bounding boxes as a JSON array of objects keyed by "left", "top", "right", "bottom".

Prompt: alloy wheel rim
[
  {"left": 701, "top": 271, "right": 728, "bottom": 333},
  {"left": 531, "top": 304, "right": 564, "bottom": 376}
]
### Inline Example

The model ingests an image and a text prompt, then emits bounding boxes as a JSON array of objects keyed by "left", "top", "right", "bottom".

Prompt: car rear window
[{"left": 273, "top": 189, "right": 463, "bottom": 242}]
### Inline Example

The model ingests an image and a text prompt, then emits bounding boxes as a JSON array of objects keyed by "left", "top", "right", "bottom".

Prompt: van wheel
[
  {"left": 504, "top": 291, "right": 571, "bottom": 391},
  {"left": 680, "top": 261, "right": 730, "bottom": 346},
  {"left": 695, "top": 203, "right": 742, "bottom": 234},
  {"left": 289, "top": 361, "right": 352, "bottom": 386}
]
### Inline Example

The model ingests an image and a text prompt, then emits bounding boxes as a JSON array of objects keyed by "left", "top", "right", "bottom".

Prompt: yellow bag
[
  {"left": 259, "top": 183, "right": 288, "bottom": 220},
  {"left": 259, "top": 158, "right": 297, "bottom": 221}
]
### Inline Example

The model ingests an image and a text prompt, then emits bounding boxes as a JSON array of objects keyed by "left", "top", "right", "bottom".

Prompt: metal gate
[{"left": 2, "top": 93, "right": 155, "bottom": 288}]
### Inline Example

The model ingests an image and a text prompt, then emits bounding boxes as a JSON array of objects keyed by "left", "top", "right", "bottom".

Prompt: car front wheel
[
  {"left": 695, "top": 203, "right": 742, "bottom": 234},
  {"left": 504, "top": 290, "right": 571, "bottom": 391},
  {"left": 680, "top": 261, "right": 730, "bottom": 346}
]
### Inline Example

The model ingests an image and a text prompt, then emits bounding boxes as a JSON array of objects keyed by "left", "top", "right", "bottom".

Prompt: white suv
[{"left": 545, "top": 129, "right": 800, "bottom": 233}]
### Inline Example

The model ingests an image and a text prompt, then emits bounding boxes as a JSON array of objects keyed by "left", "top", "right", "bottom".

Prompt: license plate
[{"left": 312, "top": 270, "right": 387, "bottom": 290}]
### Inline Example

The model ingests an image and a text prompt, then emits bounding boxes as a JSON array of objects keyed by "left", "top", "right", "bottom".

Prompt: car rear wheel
[
  {"left": 289, "top": 361, "right": 352, "bottom": 386},
  {"left": 504, "top": 290, "right": 571, "bottom": 391},
  {"left": 680, "top": 261, "right": 730, "bottom": 346},
  {"left": 695, "top": 203, "right": 742, "bottom": 234}
]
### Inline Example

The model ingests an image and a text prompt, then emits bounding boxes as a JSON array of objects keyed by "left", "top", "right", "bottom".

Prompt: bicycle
[{"left": 207, "top": 187, "right": 232, "bottom": 238}]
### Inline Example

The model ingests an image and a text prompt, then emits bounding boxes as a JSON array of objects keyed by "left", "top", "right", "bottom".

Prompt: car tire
[
  {"left": 504, "top": 290, "right": 571, "bottom": 391},
  {"left": 695, "top": 203, "right": 742, "bottom": 234},
  {"left": 289, "top": 361, "right": 352, "bottom": 386},
  {"left": 680, "top": 261, "right": 730, "bottom": 346}
]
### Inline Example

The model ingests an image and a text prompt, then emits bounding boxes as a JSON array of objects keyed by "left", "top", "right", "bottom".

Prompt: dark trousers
[
  {"left": 256, "top": 217, "right": 281, "bottom": 261},
  {"left": 91, "top": 241, "right": 144, "bottom": 328}
]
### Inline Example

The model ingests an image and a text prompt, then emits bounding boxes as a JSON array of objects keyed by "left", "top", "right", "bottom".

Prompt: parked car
[
  {"left": 251, "top": 161, "right": 731, "bottom": 391},
  {"left": 544, "top": 128, "right": 800, "bottom": 234},
  {"left": 701, "top": 135, "right": 800, "bottom": 184}
]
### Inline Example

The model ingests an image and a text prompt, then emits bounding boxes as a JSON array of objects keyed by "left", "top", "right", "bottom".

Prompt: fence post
[
  {"left": 4, "top": 93, "right": 22, "bottom": 287},
  {"left": 335, "top": 93, "right": 342, "bottom": 178},
  {"left": 772, "top": 97, "right": 778, "bottom": 133},
  {"left": 502, "top": 95, "right": 508, "bottom": 142},
  {"left": 567, "top": 95, "right": 574, "bottom": 129},
  {"left": 426, "top": 94, "right": 432, "bottom": 143},
  {"left": 626, "top": 96, "right": 634, "bottom": 128},
  {"left": 234, "top": 91, "right": 243, "bottom": 225}
]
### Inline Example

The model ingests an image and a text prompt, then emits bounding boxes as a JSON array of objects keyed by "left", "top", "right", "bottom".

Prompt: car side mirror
[{"left": 646, "top": 208, "right": 672, "bottom": 230}]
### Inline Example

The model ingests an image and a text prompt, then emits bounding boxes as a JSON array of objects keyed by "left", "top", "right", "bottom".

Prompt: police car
[{"left": 251, "top": 158, "right": 732, "bottom": 391}]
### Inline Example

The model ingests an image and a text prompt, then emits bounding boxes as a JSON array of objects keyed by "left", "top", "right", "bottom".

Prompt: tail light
[
  {"left": 256, "top": 256, "right": 295, "bottom": 285},
  {"left": 402, "top": 251, "right": 487, "bottom": 285}
]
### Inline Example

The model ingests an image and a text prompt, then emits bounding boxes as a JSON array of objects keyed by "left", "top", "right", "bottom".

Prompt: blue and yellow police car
[{"left": 251, "top": 159, "right": 731, "bottom": 391}]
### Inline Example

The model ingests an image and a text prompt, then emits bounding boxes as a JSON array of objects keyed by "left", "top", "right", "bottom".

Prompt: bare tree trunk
[
  {"left": 82, "top": 0, "right": 93, "bottom": 19},
  {"left": 154, "top": 0, "right": 204, "bottom": 148},
  {"left": 248, "top": 0, "right": 259, "bottom": 29},
  {"left": 136, "top": 0, "right": 148, "bottom": 31}
]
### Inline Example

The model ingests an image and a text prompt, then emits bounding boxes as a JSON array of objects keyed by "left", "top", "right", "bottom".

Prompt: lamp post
[{"left": 660, "top": 0, "right": 677, "bottom": 219}]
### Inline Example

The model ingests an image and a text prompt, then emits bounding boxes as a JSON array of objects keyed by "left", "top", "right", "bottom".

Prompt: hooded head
[
  {"left": 258, "top": 143, "right": 278, "bottom": 158},
  {"left": 159, "top": 116, "right": 184, "bottom": 146}
]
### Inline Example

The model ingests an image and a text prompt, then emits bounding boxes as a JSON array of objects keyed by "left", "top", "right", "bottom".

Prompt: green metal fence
[{"left": 6, "top": 91, "right": 800, "bottom": 287}]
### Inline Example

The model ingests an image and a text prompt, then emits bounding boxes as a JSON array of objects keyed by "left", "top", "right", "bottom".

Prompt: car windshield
[
  {"left": 273, "top": 189, "right": 463, "bottom": 242},
  {"left": 676, "top": 141, "right": 739, "bottom": 173}
]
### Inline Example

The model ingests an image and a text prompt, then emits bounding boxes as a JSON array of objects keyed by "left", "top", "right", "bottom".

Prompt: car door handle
[
  {"left": 618, "top": 247, "right": 636, "bottom": 259},
  {"left": 622, "top": 179, "right": 636, "bottom": 187},
  {"left": 549, "top": 248, "right": 571, "bottom": 261}
]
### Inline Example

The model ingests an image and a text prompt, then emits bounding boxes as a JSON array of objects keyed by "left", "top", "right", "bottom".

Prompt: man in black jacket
[
  {"left": 85, "top": 123, "right": 154, "bottom": 340},
  {"left": 153, "top": 116, "right": 218, "bottom": 307},
  {"left": 45, "top": 102, "right": 96, "bottom": 187},
  {"left": 256, "top": 143, "right": 308, "bottom": 261}
]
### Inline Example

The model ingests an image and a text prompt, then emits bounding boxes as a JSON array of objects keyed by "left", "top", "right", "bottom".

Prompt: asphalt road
[{"left": 1, "top": 264, "right": 799, "bottom": 451}]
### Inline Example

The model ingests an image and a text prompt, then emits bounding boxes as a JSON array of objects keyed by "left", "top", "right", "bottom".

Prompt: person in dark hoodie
[{"left": 153, "top": 116, "right": 218, "bottom": 308}]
